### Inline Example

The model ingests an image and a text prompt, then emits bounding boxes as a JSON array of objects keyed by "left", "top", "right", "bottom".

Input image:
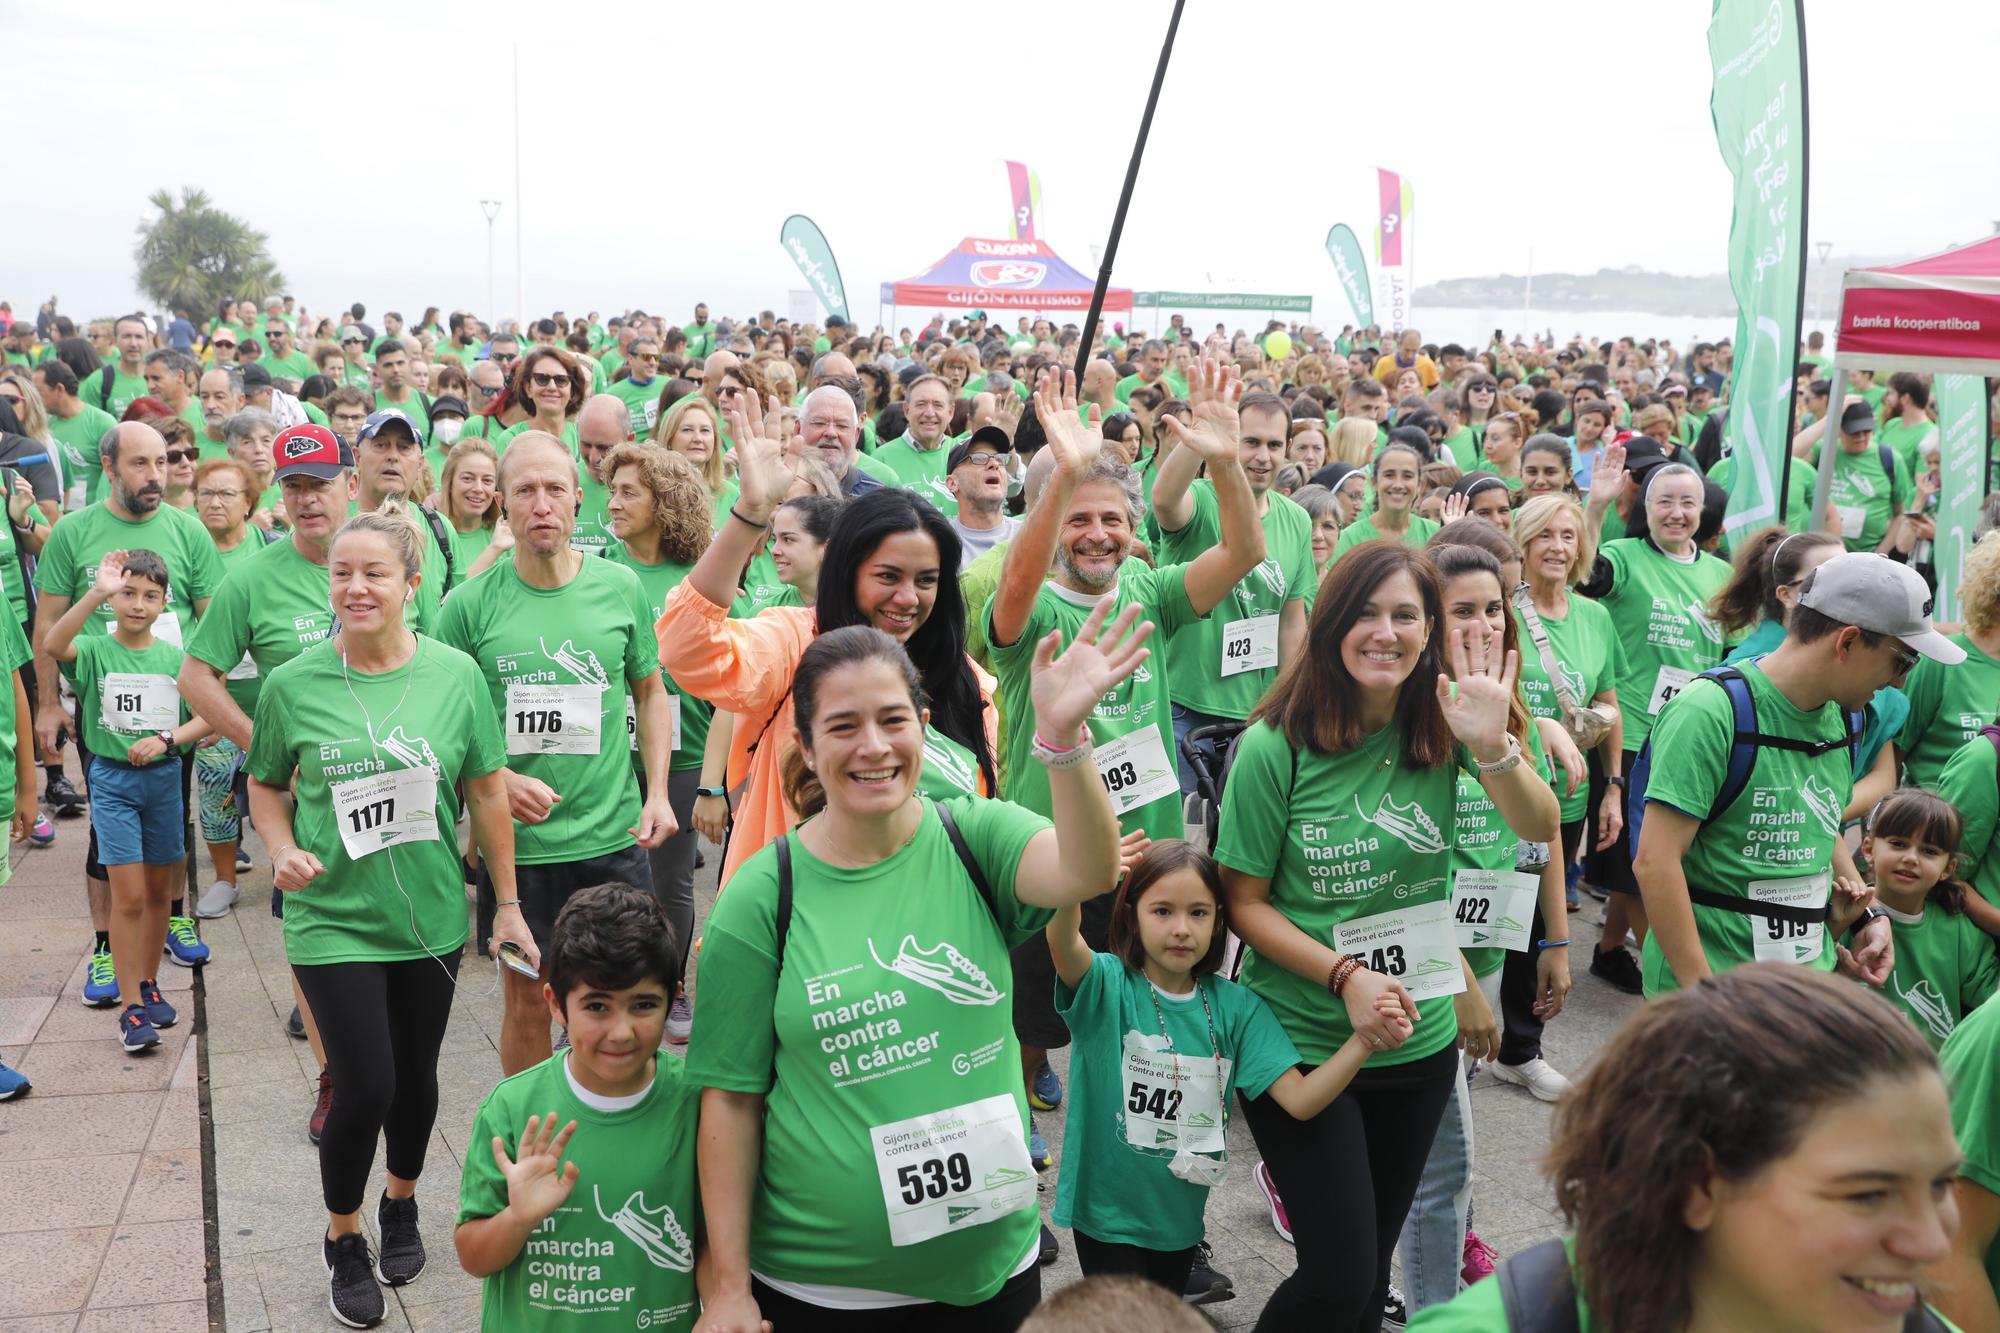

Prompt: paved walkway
[{"left": 4, "top": 789, "right": 1640, "bottom": 1331}]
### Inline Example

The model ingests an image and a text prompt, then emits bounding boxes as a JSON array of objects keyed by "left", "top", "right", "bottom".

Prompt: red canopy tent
[
  {"left": 878, "top": 238, "right": 1131, "bottom": 324},
  {"left": 1832, "top": 236, "right": 2000, "bottom": 376}
]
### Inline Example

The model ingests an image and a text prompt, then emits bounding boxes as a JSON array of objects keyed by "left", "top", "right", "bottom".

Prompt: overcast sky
[{"left": 11, "top": 0, "right": 1999, "bottom": 329}]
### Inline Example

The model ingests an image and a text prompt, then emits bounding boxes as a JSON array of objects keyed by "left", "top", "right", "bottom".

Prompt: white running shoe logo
[
  {"left": 869, "top": 935, "right": 1004, "bottom": 1005},
  {"left": 542, "top": 636, "right": 610, "bottom": 687},
  {"left": 1357, "top": 793, "right": 1447, "bottom": 854},
  {"left": 594, "top": 1185, "right": 694, "bottom": 1272}
]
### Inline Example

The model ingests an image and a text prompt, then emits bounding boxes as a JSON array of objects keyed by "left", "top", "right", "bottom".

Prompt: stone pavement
[{"left": 4, "top": 784, "right": 1643, "bottom": 1332}]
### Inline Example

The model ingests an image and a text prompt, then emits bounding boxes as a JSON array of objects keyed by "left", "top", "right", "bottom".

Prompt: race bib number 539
[{"left": 868, "top": 1093, "right": 1034, "bottom": 1247}]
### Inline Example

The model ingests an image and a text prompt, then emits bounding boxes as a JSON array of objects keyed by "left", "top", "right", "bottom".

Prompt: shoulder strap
[
  {"left": 418, "top": 503, "right": 457, "bottom": 595},
  {"left": 1497, "top": 1237, "right": 1581, "bottom": 1333},
  {"left": 97, "top": 363, "right": 116, "bottom": 403},
  {"left": 933, "top": 798, "right": 998, "bottom": 925},
  {"left": 773, "top": 835, "right": 794, "bottom": 976},
  {"left": 1512, "top": 583, "right": 1582, "bottom": 712},
  {"left": 1706, "top": 666, "right": 1761, "bottom": 822}
]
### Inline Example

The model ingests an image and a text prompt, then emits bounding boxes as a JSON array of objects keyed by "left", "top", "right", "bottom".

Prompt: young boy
[
  {"left": 45, "top": 549, "right": 207, "bottom": 1052},
  {"left": 456, "top": 883, "right": 702, "bottom": 1331}
]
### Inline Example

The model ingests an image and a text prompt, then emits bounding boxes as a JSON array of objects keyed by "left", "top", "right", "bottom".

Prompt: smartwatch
[
  {"left": 1605, "top": 775, "right": 1627, "bottom": 789},
  {"left": 1845, "top": 904, "right": 1891, "bottom": 943},
  {"left": 695, "top": 785, "right": 728, "bottom": 799}
]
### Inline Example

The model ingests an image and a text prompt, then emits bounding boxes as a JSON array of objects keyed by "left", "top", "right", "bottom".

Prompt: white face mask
[{"left": 433, "top": 418, "right": 465, "bottom": 446}]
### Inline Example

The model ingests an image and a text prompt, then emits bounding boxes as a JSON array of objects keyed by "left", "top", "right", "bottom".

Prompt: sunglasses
[
  {"left": 530, "top": 372, "right": 570, "bottom": 388},
  {"left": 471, "top": 381, "right": 502, "bottom": 396},
  {"left": 212, "top": 340, "right": 237, "bottom": 350},
  {"left": 341, "top": 337, "right": 364, "bottom": 345},
  {"left": 165, "top": 449, "right": 198, "bottom": 464},
  {"left": 491, "top": 353, "right": 519, "bottom": 364}
]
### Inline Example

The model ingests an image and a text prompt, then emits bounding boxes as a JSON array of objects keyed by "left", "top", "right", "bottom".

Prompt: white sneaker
[
  {"left": 666, "top": 994, "right": 692, "bottom": 1044},
  {"left": 195, "top": 880, "right": 240, "bottom": 918},
  {"left": 1489, "top": 1057, "right": 1570, "bottom": 1102}
]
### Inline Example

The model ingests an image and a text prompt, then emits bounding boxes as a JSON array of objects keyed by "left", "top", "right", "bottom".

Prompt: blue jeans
[{"left": 1171, "top": 703, "right": 1235, "bottom": 797}]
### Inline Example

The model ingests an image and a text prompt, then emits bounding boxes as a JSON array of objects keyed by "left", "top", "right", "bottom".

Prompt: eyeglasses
[
  {"left": 958, "top": 451, "right": 1005, "bottom": 470},
  {"left": 529, "top": 372, "right": 570, "bottom": 388},
  {"left": 491, "top": 352, "right": 519, "bottom": 365},
  {"left": 196, "top": 488, "right": 242, "bottom": 502},
  {"left": 165, "top": 449, "right": 198, "bottom": 464},
  {"left": 471, "top": 381, "right": 502, "bottom": 396}
]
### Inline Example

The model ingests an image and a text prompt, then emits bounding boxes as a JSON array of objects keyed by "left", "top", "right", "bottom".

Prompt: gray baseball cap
[{"left": 1796, "top": 553, "right": 1965, "bottom": 665}]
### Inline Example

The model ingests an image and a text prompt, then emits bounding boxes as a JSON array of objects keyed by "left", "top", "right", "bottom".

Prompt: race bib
[
  {"left": 100, "top": 672, "right": 178, "bottom": 733},
  {"left": 1121, "top": 1035, "right": 1229, "bottom": 1154},
  {"left": 624, "top": 693, "right": 682, "bottom": 753},
  {"left": 1836, "top": 504, "right": 1867, "bottom": 539},
  {"left": 1648, "top": 664, "right": 1696, "bottom": 715},
  {"left": 1093, "top": 729, "right": 1179, "bottom": 815},
  {"left": 1748, "top": 872, "right": 1829, "bottom": 965},
  {"left": 1451, "top": 869, "right": 1538, "bottom": 951},
  {"left": 868, "top": 1093, "right": 1035, "bottom": 1247},
  {"left": 226, "top": 650, "right": 259, "bottom": 682},
  {"left": 329, "top": 766, "right": 440, "bottom": 860},
  {"left": 505, "top": 683, "right": 603, "bottom": 755},
  {"left": 1333, "top": 899, "right": 1466, "bottom": 1002},
  {"left": 1219, "top": 613, "right": 1278, "bottom": 678},
  {"left": 153, "top": 610, "right": 183, "bottom": 647}
]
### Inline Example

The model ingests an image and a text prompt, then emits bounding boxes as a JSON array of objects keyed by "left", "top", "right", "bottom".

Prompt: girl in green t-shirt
[
  {"left": 1047, "top": 840, "right": 1381, "bottom": 1294},
  {"left": 1213, "top": 540, "right": 1560, "bottom": 1330},
  {"left": 439, "top": 438, "right": 508, "bottom": 582},
  {"left": 687, "top": 598, "right": 1150, "bottom": 1326},
  {"left": 1861, "top": 790, "right": 1999, "bottom": 1052},
  {"left": 1410, "top": 966, "right": 1962, "bottom": 1333},
  {"left": 1331, "top": 436, "right": 1437, "bottom": 555}
]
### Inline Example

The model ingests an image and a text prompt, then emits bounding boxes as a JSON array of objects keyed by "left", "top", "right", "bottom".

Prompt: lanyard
[{"left": 1146, "top": 976, "right": 1223, "bottom": 1094}]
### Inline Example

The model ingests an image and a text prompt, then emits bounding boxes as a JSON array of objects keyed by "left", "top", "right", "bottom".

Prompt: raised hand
[
  {"left": 92, "top": 550, "right": 132, "bottom": 598},
  {"left": 1029, "top": 595, "right": 1153, "bottom": 742},
  {"left": 1032, "top": 367, "right": 1103, "bottom": 481},
  {"left": 988, "top": 388, "right": 1025, "bottom": 441},
  {"left": 492, "top": 1112, "right": 580, "bottom": 1226},
  {"left": 1440, "top": 491, "right": 1469, "bottom": 523},
  {"left": 1588, "top": 439, "right": 1628, "bottom": 509},
  {"left": 1159, "top": 358, "right": 1241, "bottom": 463},
  {"left": 1436, "top": 623, "right": 1519, "bottom": 762},
  {"left": 728, "top": 392, "right": 796, "bottom": 522}
]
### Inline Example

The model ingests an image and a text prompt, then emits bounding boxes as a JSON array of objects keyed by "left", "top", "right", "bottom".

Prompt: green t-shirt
[
  {"left": 1822, "top": 440, "right": 1913, "bottom": 553},
  {"left": 183, "top": 536, "right": 335, "bottom": 700},
  {"left": 1725, "top": 624, "right": 1908, "bottom": 781},
  {"left": 1637, "top": 662, "right": 1851, "bottom": 995},
  {"left": 433, "top": 556, "right": 658, "bottom": 865},
  {"left": 261, "top": 348, "right": 316, "bottom": 385},
  {"left": 1937, "top": 736, "right": 2000, "bottom": 912},
  {"left": 1882, "top": 904, "right": 1998, "bottom": 1051},
  {"left": 0, "top": 510, "right": 46, "bottom": 625},
  {"left": 1593, "top": 538, "right": 1731, "bottom": 752},
  {"left": 207, "top": 535, "right": 272, "bottom": 715},
  {"left": 1051, "top": 952, "right": 1299, "bottom": 1250},
  {"left": 450, "top": 523, "right": 497, "bottom": 578},
  {"left": 1452, "top": 730, "right": 1549, "bottom": 978},
  {"left": 0, "top": 604, "right": 27, "bottom": 825},
  {"left": 685, "top": 796, "right": 1053, "bottom": 1304},
  {"left": 599, "top": 546, "right": 709, "bottom": 774},
  {"left": 1514, "top": 595, "right": 1625, "bottom": 823},
  {"left": 681, "top": 323, "right": 715, "bottom": 360},
  {"left": 61, "top": 633, "right": 187, "bottom": 770},
  {"left": 609, "top": 376, "right": 668, "bottom": 438},
  {"left": 374, "top": 389, "right": 433, "bottom": 441},
  {"left": 34, "top": 502, "right": 223, "bottom": 642},
  {"left": 1878, "top": 414, "right": 1938, "bottom": 478},
  {"left": 573, "top": 474, "right": 615, "bottom": 556},
  {"left": 871, "top": 434, "right": 960, "bottom": 517},
  {"left": 1405, "top": 1238, "right": 1598, "bottom": 1331},
  {"left": 245, "top": 637, "right": 504, "bottom": 965},
  {"left": 1332, "top": 511, "right": 1439, "bottom": 556},
  {"left": 850, "top": 450, "right": 897, "bottom": 488},
  {"left": 1897, "top": 634, "right": 2000, "bottom": 790},
  {"left": 1114, "top": 370, "right": 1187, "bottom": 405},
  {"left": 495, "top": 419, "right": 579, "bottom": 456},
  {"left": 1215, "top": 720, "right": 1466, "bottom": 1067},
  {"left": 1941, "top": 991, "right": 2000, "bottom": 1298},
  {"left": 457, "top": 1050, "right": 702, "bottom": 1333},
  {"left": 48, "top": 403, "right": 118, "bottom": 506},
  {"left": 1157, "top": 484, "right": 1312, "bottom": 720},
  {"left": 734, "top": 548, "right": 787, "bottom": 615},
  {"left": 987, "top": 565, "right": 1197, "bottom": 847},
  {"left": 80, "top": 366, "right": 149, "bottom": 419},
  {"left": 916, "top": 725, "right": 986, "bottom": 799},
  {"left": 1439, "top": 425, "right": 1479, "bottom": 474}
]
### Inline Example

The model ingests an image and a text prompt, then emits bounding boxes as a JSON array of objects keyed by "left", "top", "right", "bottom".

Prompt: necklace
[{"left": 813, "top": 796, "right": 921, "bottom": 868}]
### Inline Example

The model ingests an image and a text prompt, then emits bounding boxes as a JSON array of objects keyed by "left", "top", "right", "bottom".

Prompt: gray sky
[{"left": 11, "top": 0, "right": 1999, "bottom": 329}]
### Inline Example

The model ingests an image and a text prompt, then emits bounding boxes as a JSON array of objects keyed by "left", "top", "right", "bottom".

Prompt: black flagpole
[{"left": 1074, "top": 0, "right": 1187, "bottom": 381}]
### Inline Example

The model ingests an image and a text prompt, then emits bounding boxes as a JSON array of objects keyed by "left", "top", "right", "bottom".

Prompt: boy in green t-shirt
[
  {"left": 46, "top": 549, "right": 208, "bottom": 1053},
  {"left": 456, "top": 883, "right": 704, "bottom": 1332}
]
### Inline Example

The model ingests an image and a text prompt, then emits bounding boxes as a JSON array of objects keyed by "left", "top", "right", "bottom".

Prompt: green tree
[{"left": 133, "top": 187, "right": 286, "bottom": 317}]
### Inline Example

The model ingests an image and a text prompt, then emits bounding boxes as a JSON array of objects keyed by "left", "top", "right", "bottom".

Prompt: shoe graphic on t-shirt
[
  {"left": 381, "top": 726, "right": 443, "bottom": 781},
  {"left": 542, "top": 636, "right": 610, "bottom": 687},
  {"left": 1359, "top": 794, "right": 1446, "bottom": 854},
  {"left": 594, "top": 1185, "right": 694, "bottom": 1273},
  {"left": 869, "top": 935, "right": 1004, "bottom": 1005},
  {"left": 1897, "top": 975, "right": 1954, "bottom": 1043},
  {"left": 1800, "top": 775, "right": 1843, "bottom": 839},
  {"left": 983, "top": 1165, "right": 1031, "bottom": 1190}
]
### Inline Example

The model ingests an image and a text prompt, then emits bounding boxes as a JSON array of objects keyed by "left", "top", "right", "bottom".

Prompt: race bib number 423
[{"left": 868, "top": 1093, "right": 1034, "bottom": 1247}]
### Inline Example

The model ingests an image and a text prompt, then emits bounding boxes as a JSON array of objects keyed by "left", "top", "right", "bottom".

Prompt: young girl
[
  {"left": 1048, "top": 840, "right": 1394, "bottom": 1295},
  {"left": 1333, "top": 436, "right": 1435, "bottom": 554},
  {"left": 1863, "top": 790, "right": 1998, "bottom": 1050},
  {"left": 1518, "top": 433, "right": 1577, "bottom": 500},
  {"left": 1479, "top": 412, "right": 1525, "bottom": 489}
]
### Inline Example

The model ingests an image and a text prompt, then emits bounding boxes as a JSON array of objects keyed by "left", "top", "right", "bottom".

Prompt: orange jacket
[{"left": 655, "top": 582, "right": 997, "bottom": 887}]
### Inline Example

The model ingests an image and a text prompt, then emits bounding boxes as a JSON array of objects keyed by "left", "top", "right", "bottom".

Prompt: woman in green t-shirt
[
  {"left": 438, "top": 438, "right": 508, "bottom": 582},
  {"left": 652, "top": 394, "right": 733, "bottom": 528},
  {"left": 244, "top": 509, "right": 529, "bottom": 1327},
  {"left": 1409, "top": 965, "right": 1962, "bottom": 1333},
  {"left": 1214, "top": 541, "right": 1560, "bottom": 1331},
  {"left": 1332, "top": 433, "right": 1437, "bottom": 554},
  {"left": 688, "top": 602, "right": 1148, "bottom": 1327}
]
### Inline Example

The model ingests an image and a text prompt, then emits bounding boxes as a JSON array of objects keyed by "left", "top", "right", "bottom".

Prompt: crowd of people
[{"left": 2, "top": 293, "right": 1998, "bottom": 1333}]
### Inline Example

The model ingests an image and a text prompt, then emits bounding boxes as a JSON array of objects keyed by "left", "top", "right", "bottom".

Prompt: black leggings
[
  {"left": 1072, "top": 1230, "right": 1196, "bottom": 1295},
  {"left": 1240, "top": 1044, "right": 1456, "bottom": 1332},
  {"left": 1498, "top": 905, "right": 1553, "bottom": 1065},
  {"left": 293, "top": 951, "right": 461, "bottom": 1215},
  {"left": 748, "top": 1264, "right": 1039, "bottom": 1331}
]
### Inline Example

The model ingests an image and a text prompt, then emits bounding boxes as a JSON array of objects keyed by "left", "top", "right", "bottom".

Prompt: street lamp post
[{"left": 481, "top": 200, "right": 502, "bottom": 323}]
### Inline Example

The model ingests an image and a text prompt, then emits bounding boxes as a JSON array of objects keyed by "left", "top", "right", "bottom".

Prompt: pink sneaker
[
  {"left": 1254, "top": 1159, "right": 1292, "bottom": 1244},
  {"left": 1462, "top": 1229, "right": 1499, "bottom": 1284}
]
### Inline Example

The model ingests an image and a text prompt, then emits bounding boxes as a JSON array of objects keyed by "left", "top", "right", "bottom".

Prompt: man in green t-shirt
[
  {"left": 194, "top": 368, "right": 239, "bottom": 462},
  {"left": 987, "top": 364, "right": 1264, "bottom": 1167},
  {"left": 1796, "top": 400, "right": 1911, "bottom": 552},
  {"left": 872, "top": 373, "right": 959, "bottom": 515},
  {"left": 372, "top": 340, "right": 432, "bottom": 440},
  {"left": 36, "top": 422, "right": 226, "bottom": 1003},
  {"left": 32, "top": 360, "right": 117, "bottom": 506},
  {"left": 1877, "top": 373, "right": 1939, "bottom": 477},
  {"left": 80, "top": 314, "right": 152, "bottom": 419},
  {"left": 435, "top": 432, "right": 677, "bottom": 1077},
  {"left": 607, "top": 336, "right": 668, "bottom": 438},
  {"left": 1635, "top": 553, "right": 1949, "bottom": 994},
  {"left": 681, "top": 304, "right": 715, "bottom": 360},
  {"left": 436, "top": 310, "right": 482, "bottom": 369},
  {"left": 1153, "top": 378, "right": 1313, "bottom": 792},
  {"left": 258, "top": 317, "right": 314, "bottom": 388},
  {"left": 1114, "top": 339, "right": 1188, "bottom": 407},
  {"left": 142, "top": 349, "right": 206, "bottom": 435},
  {"left": 571, "top": 396, "right": 626, "bottom": 556}
]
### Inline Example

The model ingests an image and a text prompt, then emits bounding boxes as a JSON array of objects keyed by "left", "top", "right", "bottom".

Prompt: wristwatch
[
  {"left": 1605, "top": 775, "right": 1627, "bottom": 789},
  {"left": 155, "top": 730, "right": 175, "bottom": 748},
  {"left": 695, "top": 785, "right": 728, "bottom": 799},
  {"left": 1845, "top": 904, "right": 1891, "bottom": 942}
]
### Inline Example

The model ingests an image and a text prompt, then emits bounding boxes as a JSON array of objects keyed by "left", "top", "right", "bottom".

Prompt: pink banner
[
  {"left": 1005, "top": 160, "right": 1037, "bottom": 241},
  {"left": 1837, "top": 285, "right": 2000, "bottom": 366},
  {"left": 1377, "top": 168, "right": 1403, "bottom": 267}
]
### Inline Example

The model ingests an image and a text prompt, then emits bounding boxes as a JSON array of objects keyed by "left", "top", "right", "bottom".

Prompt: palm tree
[{"left": 133, "top": 187, "right": 287, "bottom": 317}]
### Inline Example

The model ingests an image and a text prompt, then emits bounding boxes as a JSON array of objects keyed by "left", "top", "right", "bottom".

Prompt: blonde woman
[
  {"left": 438, "top": 439, "right": 508, "bottom": 580},
  {"left": 653, "top": 394, "right": 736, "bottom": 525},
  {"left": 1329, "top": 415, "right": 1378, "bottom": 467}
]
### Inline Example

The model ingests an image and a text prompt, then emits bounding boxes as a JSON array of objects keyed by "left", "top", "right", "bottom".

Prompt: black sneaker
[
  {"left": 374, "top": 1194, "right": 425, "bottom": 1286},
  {"left": 286, "top": 1005, "right": 305, "bottom": 1039},
  {"left": 323, "top": 1232, "right": 385, "bottom": 1328},
  {"left": 1590, "top": 945, "right": 1643, "bottom": 995},
  {"left": 1183, "top": 1238, "right": 1235, "bottom": 1305},
  {"left": 1038, "top": 1222, "right": 1059, "bottom": 1266},
  {"left": 46, "top": 774, "right": 84, "bottom": 818},
  {"left": 1383, "top": 1281, "right": 1408, "bottom": 1327}
]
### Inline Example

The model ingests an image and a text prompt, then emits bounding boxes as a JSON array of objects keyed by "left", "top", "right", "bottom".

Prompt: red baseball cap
[{"left": 273, "top": 423, "right": 354, "bottom": 480}]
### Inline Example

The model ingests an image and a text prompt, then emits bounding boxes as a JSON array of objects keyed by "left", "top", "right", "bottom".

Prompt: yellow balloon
[{"left": 1264, "top": 331, "right": 1293, "bottom": 361}]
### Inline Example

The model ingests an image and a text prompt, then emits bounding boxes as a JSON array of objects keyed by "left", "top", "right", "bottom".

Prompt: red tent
[
  {"left": 879, "top": 237, "right": 1131, "bottom": 314},
  {"left": 1833, "top": 236, "right": 2000, "bottom": 376}
]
